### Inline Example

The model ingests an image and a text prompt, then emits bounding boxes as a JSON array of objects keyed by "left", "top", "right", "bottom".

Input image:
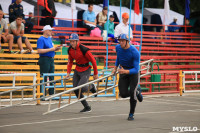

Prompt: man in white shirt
[{"left": 114, "top": 12, "right": 133, "bottom": 40}]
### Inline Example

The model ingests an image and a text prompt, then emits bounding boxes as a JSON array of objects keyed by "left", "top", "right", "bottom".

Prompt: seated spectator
[
  {"left": 104, "top": 15, "right": 115, "bottom": 40},
  {"left": 9, "top": 16, "right": 36, "bottom": 54},
  {"left": 179, "top": 19, "right": 192, "bottom": 33},
  {"left": 25, "top": 12, "right": 35, "bottom": 33},
  {"left": 9, "top": 0, "right": 33, "bottom": 34},
  {"left": 0, "top": 10, "right": 14, "bottom": 53},
  {"left": 82, "top": 4, "right": 101, "bottom": 34},
  {"left": 97, "top": 6, "right": 108, "bottom": 29},
  {"left": 114, "top": 12, "right": 133, "bottom": 40},
  {"left": 159, "top": 28, "right": 165, "bottom": 44},
  {"left": 168, "top": 17, "right": 179, "bottom": 32}
]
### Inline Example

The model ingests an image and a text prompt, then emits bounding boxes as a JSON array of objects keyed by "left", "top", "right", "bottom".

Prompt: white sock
[{"left": 20, "top": 49, "right": 25, "bottom": 53}]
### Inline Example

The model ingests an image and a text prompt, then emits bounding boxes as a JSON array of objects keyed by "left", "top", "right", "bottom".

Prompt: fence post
[
  {"left": 37, "top": 73, "right": 41, "bottom": 105},
  {"left": 179, "top": 70, "right": 184, "bottom": 96}
]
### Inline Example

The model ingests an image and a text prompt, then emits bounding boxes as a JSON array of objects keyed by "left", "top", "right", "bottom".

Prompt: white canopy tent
[{"left": 144, "top": 8, "right": 184, "bottom": 26}]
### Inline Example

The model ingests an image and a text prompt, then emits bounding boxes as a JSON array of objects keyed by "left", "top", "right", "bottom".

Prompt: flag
[
  {"left": 103, "top": 0, "right": 108, "bottom": 8},
  {"left": 185, "top": 0, "right": 190, "bottom": 19},
  {"left": 134, "top": 0, "right": 140, "bottom": 15},
  {"left": 37, "top": 0, "right": 45, "bottom": 7},
  {"left": 164, "top": 0, "right": 170, "bottom": 19},
  {"left": 71, "top": 0, "right": 76, "bottom": 10}
]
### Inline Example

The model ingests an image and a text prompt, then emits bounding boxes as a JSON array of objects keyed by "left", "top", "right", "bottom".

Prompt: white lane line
[
  {"left": 145, "top": 99, "right": 200, "bottom": 107},
  {"left": 148, "top": 98, "right": 200, "bottom": 105},
  {"left": 0, "top": 109, "right": 200, "bottom": 128}
]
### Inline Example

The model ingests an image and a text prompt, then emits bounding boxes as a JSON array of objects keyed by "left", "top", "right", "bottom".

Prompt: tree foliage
[{"left": 82, "top": 0, "right": 200, "bottom": 15}]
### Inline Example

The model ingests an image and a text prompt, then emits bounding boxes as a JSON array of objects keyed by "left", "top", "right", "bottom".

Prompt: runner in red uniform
[{"left": 65, "top": 33, "right": 98, "bottom": 113}]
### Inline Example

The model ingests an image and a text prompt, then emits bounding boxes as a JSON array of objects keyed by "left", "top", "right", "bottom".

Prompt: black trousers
[
  {"left": 45, "top": 16, "right": 54, "bottom": 27},
  {"left": 118, "top": 73, "right": 139, "bottom": 114}
]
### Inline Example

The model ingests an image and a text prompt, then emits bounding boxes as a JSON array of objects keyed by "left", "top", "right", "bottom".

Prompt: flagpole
[
  {"left": 139, "top": 0, "right": 144, "bottom": 53},
  {"left": 105, "top": 0, "right": 109, "bottom": 70},
  {"left": 128, "top": 0, "right": 132, "bottom": 41},
  {"left": 37, "top": 4, "right": 39, "bottom": 26},
  {"left": 120, "top": 0, "right": 122, "bottom": 23},
  {"left": 72, "top": 9, "right": 74, "bottom": 28}
]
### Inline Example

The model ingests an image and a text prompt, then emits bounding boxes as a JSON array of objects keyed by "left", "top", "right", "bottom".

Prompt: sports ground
[{"left": 0, "top": 93, "right": 199, "bottom": 133}]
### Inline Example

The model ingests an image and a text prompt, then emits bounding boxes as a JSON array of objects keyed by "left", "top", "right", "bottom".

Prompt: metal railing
[
  {"left": 0, "top": 59, "right": 154, "bottom": 114},
  {"left": 41, "top": 69, "right": 116, "bottom": 99},
  {"left": 43, "top": 72, "right": 118, "bottom": 115},
  {"left": 183, "top": 71, "right": 200, "bottom": 93},
  {"left": 43, "top": 59, "right": 154, "bottom": 115},
  {"left": 0, "top": 73, "right": 37, "bottom": 107}
]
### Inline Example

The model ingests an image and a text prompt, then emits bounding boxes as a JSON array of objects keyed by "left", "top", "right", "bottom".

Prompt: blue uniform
[
  {"left": 9, "top": 2, "right": 24, "bottom": 23},
  {"left": 115, "top": 43, "right": 140, "bottom": 118},
  {"left": 37, "top": 36, "right": 55, "bottom": 57},
  {"left": 115, "top": 44, "right": 140, "bottom": 74}
]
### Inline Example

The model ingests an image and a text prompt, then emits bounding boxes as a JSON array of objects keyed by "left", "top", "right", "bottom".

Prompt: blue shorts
[{"left": 14, "top": 36, "right": 26, "bottom": 44}]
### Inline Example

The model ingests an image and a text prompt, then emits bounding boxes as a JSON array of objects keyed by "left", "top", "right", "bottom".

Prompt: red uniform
[{"left": 67, "top": 43, "right": 98, "bottom": 75}]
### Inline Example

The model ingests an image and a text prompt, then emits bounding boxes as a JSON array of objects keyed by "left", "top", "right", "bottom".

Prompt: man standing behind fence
[
  {"left": 112, "top": 34, "right": 140, "bottom": 121},
  {"left": 37, "top": 25, "right": 60, "bottom": 96},
  {"left": 65, "top": 33, "right": 98, "bottom": 113}
]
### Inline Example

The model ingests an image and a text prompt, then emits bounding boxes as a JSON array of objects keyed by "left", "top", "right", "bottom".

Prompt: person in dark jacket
[
  {"left": 43, "top": 0, "right": 57, "bottom": 27},
  {"left": 9, "top": 0, "right": 34, "bottom": 34},
  {"left": 9, "top": 0, "right": 24, "bottom": 23}
]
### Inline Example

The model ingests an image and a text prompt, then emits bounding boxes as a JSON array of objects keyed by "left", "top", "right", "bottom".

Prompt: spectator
[
  {"left": 43, "top": 0, "right": 57, "bottom": 27},
  {"left": 37, "top": 25, "right": 61, "bottom": 96},
  {"left": 9, "top": 0, "right": 24, "bottom": 23},
  {"left": 97, "top": 6, "right": 108, "bottom": 28},
  {"left": 9, "top": 0, "right": 34, "bottom": 34},
  {"left": 104, "top": 15, "right": 115, "bottom": 40},
  {"left": 159, "top": 28, "right": 165, "bottom": 44},
  {"left": 25, "top": 12, "right": 35, "bottom": 33},
  {"left": 83, "top": 4, "right": 100, "bottom": 34},
  {"left": 179, "top": 19, "right": 192, "bottom": 33},
  {"left": 9, "top": 16, "right": 36, "bottom": 54},
  {"left": 80, "top": 0, "right": 85, "bottom": 4},
  {"left": 0, "top": 4, "right": 4, "bottom": 18},
  {"left": 114, "top": 12, "right": 133, "bottom": 40},
  {"left": 0, "top": 10, "right": 14, "bottom": 53},
  {"left": 168, "top": 17, "right": 179, "bottom": 32}
]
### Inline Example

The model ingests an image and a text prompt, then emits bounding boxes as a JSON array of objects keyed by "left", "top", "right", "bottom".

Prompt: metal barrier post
[
  {"left": 179, "top": 70, "right": 184, "bottom": 96},
  {"left": 36, "top": 73, "right": 41, "bottom": 105},
  {"left": 114, "top": 73, "right": 119, "bottom": 100}
]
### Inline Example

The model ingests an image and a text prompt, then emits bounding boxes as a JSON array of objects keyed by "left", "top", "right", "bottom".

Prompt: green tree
[{"left": 82, "top": 0, "right": 200, "bottom": 15}]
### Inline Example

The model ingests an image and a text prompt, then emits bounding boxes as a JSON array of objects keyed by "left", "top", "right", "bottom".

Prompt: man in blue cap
[{"left": 112, "top": 33, "right": 142, "bottom": 121}]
